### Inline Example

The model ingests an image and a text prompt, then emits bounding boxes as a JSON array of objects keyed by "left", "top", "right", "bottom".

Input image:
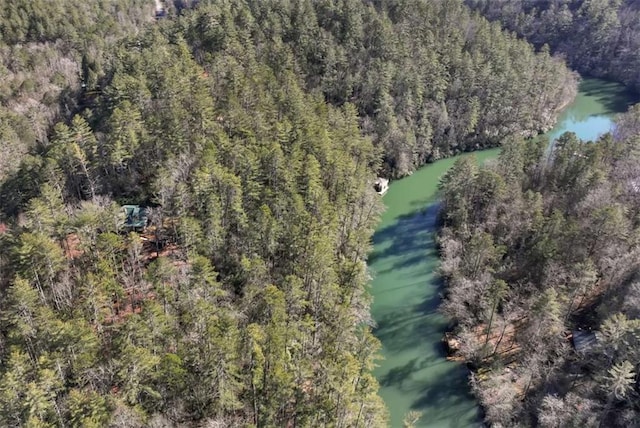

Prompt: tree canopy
[{"left": 466, "top": 0, "right": 640, "bottom": 92}]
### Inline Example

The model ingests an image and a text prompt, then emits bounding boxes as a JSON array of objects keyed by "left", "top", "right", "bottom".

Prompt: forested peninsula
[
  {"left": 0, "top": 0, "right": 626, "bottom": 427},
  {"left": 439, "top": 107, "right": 640, "bottom": 427}
]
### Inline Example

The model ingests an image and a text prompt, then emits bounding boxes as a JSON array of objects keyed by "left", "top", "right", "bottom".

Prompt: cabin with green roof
[{"left": 121, "top": 205, "right": 148, "bottom": 231}]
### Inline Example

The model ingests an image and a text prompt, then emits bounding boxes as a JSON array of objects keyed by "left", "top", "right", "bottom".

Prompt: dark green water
[{"left": 369, "top": 78, "right": 637, "bottom": 428}]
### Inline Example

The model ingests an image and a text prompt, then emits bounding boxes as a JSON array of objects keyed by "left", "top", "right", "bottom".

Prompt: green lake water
[
  {"left": 547, "top": 78, "right": 637, "bottom": 142},
  {"left": 368, "top": 77, "right": 638, "bottom": 428}
]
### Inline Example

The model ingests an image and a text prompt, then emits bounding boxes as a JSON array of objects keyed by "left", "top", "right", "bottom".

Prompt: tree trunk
[{"left": 492, "top": 320, "right": 509, "bottom": 356}]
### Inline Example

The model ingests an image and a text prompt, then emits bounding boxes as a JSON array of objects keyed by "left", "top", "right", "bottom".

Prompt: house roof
[
  {"left": 122, "top": 205, "right": 148, "bottom": 228},
  {"left": 572, "top": 330, "right": 597, "bottom": 353}
]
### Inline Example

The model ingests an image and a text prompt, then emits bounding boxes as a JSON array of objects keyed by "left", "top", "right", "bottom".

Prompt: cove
[{"left": 368, "top": 77, "right": 637, "bottom": 428}]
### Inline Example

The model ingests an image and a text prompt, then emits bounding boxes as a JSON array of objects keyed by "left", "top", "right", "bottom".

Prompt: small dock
[{"left": 374, "top": 177, "right": 389, "bottom": 195}]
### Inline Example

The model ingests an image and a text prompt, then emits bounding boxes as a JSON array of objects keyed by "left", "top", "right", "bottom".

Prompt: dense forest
[
  {"left": 0, "top": 0, "right": 613, "bottom": 426},
  {"left": 0, "top": 0, "right": 577, "bottom": 185},
  {"left": 466, "top": 0, "right": 640, "bottom": 92},
  {"left": 199, "top": 0, "right": 577, "bottom": 177},
  {"left": 438, "top": 107, "right": 640, "bottom": 426},
  {"left": 0, "top": 3, "right": 390, "bottom": 426},
  {"left": 0, "top": 0, "right": 155, "bottom": 181}
]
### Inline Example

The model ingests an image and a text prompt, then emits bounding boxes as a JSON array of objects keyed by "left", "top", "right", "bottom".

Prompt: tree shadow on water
[
  {"left": 376, "top": 273, "right": 483, "bottom": 427},
  {"left": 374, "top": 307, "right": 426, "bottom": 353},
  {"left": 368, "top": 203, "right": 441, "bottom": 273},
  {"left": 579, "top": 78, "right": 639, "bottom": 113},
  {"left": 380, "top": 358, "right": 420, "bottom": 388},
  {"left": 368, "top": 196, "right": 482, "bottom": 427},
  {"left": 374, "top": 243, "right": 436, "bottom": 276},
  {"left": 404, "top": 304, "right": 483, "bottom": 426},
  {"left": 373, "top": 275, "right": 446, "bottom": 354},
  {"left": 408, "top": 364, "right": 482, "bottom": 428},
  {"left": 374, "top": 279, "right": 430, "bottom": 296}
]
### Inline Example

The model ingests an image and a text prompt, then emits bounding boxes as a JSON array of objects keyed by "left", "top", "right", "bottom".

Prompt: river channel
[{"left": 368, "top": 77, "right": 637, "bottom": 428}]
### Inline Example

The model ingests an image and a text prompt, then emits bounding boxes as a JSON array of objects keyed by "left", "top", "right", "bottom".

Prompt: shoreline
[{"left": 370, "top": 76, "right": 633, "bottom": 427}]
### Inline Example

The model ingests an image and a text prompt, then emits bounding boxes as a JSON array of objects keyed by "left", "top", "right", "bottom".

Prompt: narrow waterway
[{"left": 369, "top": 78, "right": 637, "bottom": 428}]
